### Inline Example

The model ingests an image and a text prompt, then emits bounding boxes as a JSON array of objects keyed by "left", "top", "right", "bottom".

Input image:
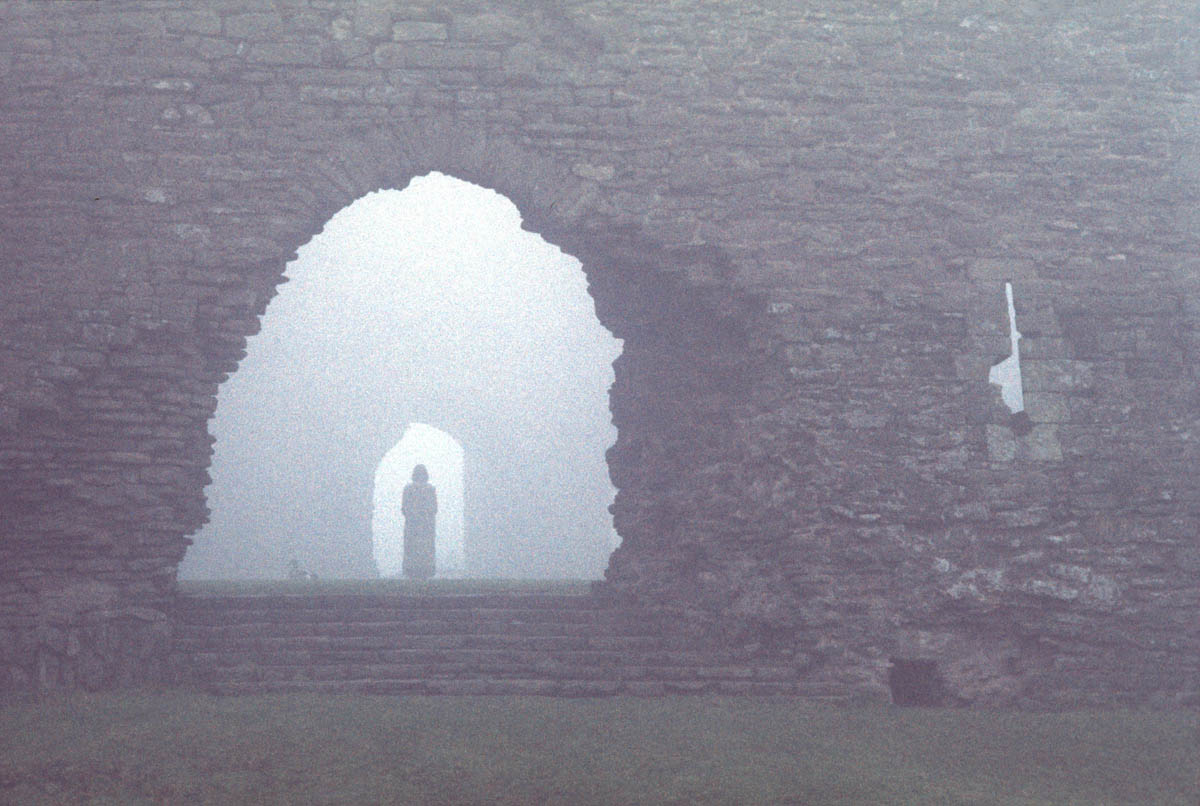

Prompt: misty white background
[{"left": 181, "top": 173, "right": 622, "bottom": 579}]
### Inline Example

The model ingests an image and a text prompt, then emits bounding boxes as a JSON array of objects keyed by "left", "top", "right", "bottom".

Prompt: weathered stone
[
  {"left": 164, "top": 11, "right": 221, "bottom": 35},
  {"left": 225, "top": 13, "right": 286, "bottom": 40},
  {"left": 392, "top": 22, "right": 447, "bottom": 42},
  {"left": 1023, "top": 392, "right": 1070, "bottom": 423},
  {"left": 353, "top": 4, "right": 392, "bottom": 39},
  {"left": 968, "top": 259, "right": 1039, "bottom": 282},
  {"left": 452, "top": 14, "right": 526, "bottom": 43},
  {"left": 1025, "top": 425, "right": 1063, "bottom": 462},
  {"left": 373, "top": 43, "right": 499, "bottom": 70},
  {"left": 1022, "top": 359, "right": 1094, "bottom": 391},
  {"left": 986, "top": 424, "right": 1018, "bottom": 462},
  {"left": 0, "top": 0, "right": 1195, "bottom": 710},
  {"left": 247, "top": 39, "right": 325, "bottom": 66},
  {"left": 965, "top": 90, "right": 1017, "bottom": 108},
  {"left": 502, "top": 42, "right": 540, "bottom": 76}
]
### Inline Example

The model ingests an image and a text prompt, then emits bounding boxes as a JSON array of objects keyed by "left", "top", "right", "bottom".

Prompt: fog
[{"left": 180, "top": 173, "right": 623, "bottom": 580}]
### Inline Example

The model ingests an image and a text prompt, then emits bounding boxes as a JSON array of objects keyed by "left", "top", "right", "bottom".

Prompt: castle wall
[{"left": 0, "top": 0, "right": 1196, "bottom": 704}]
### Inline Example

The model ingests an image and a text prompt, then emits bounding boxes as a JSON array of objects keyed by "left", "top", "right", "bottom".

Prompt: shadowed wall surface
[{"left": 0, "top": 0, "right": 1196, "bottom": 704}]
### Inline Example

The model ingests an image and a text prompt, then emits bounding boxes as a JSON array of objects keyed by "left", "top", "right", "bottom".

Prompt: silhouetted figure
[{"left": 401, "top": 464, "right": 438, "bottom": 579}]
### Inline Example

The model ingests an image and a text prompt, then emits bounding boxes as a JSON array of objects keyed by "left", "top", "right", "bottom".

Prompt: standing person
[{"left": 401, "top": 464, "right": 437, "bottom": 579}]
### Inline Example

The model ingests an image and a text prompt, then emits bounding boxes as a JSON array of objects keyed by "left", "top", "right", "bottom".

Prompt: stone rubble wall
[{"left": 0, "top": 0, "right": 1196, "bottom": 705}]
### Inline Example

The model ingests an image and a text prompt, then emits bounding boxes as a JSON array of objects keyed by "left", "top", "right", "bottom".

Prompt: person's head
[{"left": 412, "top": 464, "right": 429, "bottom": 483}]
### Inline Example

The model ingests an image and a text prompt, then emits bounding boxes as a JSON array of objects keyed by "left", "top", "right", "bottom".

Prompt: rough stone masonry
[{"left": 0, "top": 0, "right": 1197, "bottom": 706}]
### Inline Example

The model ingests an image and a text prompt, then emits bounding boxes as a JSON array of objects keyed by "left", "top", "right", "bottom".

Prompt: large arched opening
[{"left": 180, "top": 173, "right": 623, "bottom": 581}]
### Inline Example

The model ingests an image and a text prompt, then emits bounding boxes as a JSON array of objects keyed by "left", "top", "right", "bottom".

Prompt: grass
[{"left": 1, "top": 694, "right": 1194, "bottom": 805}]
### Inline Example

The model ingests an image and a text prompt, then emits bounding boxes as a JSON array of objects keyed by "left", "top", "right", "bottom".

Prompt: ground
[{"left": 1, "top": 694, "right": 1193, "bottom": 805}]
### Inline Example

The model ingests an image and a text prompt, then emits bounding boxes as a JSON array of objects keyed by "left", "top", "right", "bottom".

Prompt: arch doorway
[
  {"left": 373, "top": 423, "right": 465, "bottom": 578},
  {"left": 181, "top": 173, "right": 622, "bottom": 580}
]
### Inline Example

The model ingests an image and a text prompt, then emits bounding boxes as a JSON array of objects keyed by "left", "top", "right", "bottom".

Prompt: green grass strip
[{"left": 1, "top": 694, "right": 1195, "bottom": 805}]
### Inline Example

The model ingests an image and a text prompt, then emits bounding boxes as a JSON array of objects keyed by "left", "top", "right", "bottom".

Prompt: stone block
[
  {"left": 374, "top": 44, "right": 499, "bottom": 70},
  {"left": 956, "top": 354, "right": 994, "bottom": 384},
  {"left": 762, "top": 40, "right": 829, "bottom": 66},
  {"left": 986, "top": 422, "right": 1062, "bottom": 461},
  {"left": 289, "top": 13, "right": 327, "bottom": 33},
  {"left": 330, "top": 17, "right": 352, "bottom": 41},
  {"left": 455, "top": 89, "right": 497, "bottom": 107},
  {"left": 363, "top": 85, "right": 414, "bottom": 105},
  {"left": 164, "top": 11, "right": 221, "bottom": 35},
  {"left": 1020, "top": 337, "right": 1070, "bottom": 359},
  {"left": 90, "top": 12, "right": 167, "bottom": 37},
  {"left": 247, "top": 39, "right": 324, "bottom": 66},
  {"left": 1022, "top": 359, "right": 1093, "bottom": 391},
  {"left": 968, "top": 259, "right": 1039, "bottom": 282},
  {"left": 502, "top": 42, "right": 539, "bottom": 75},
  {"left": 1014, "top": 306, "right": 1063, "bottom": 336},
  {"left": 560, "top": 680, "right": 621, "bottom": 696},
  {"left": 1023, "top": 392, "right": 1070, "bottom": 423},
  {"left": 0, "top": 629, "right": 16, "bottom": 663},
  {"left": 225, "top": 13, "right": 286, "bottom": 40},
  {"left": 299, "top": 85, "right": 363, "bottom": 103},
  {"left": 572, "top": 163, "right": 615, "bottom": 182},
  {"left": 451, "top": 14, "right": 526, "bottom": 43},
  {"left": 1026, "top": 425, "right": 1063, "bottom": 461},
  {"left": 353, "top": 4, "right": 392, "bottom": 39},
  {"left": 392, "top": 22, "right": 447, "bottom": 42},
  {"left": 34, "top": 365, "right": 81, "bottom": 382},
  {"left": 1016, "top": 105, "right": 1073, "bottom": 130},
  {"left": 965, "top": 90, "right": 1016, "bottom": 108}
]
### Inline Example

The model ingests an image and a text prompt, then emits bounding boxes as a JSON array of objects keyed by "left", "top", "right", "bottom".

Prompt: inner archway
[
  {"left": 180, "top": 172, "right": 623, "bottom": 580},
  {"left": 373, "top": 423, "right": 465, "bottom": 578}
]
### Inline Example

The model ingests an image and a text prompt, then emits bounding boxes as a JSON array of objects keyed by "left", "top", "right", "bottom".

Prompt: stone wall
[{"left": 0, "top": 0, "right": 1196, "bottom": 705}]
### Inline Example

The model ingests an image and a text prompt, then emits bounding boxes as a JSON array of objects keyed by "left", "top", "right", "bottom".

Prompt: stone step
[
  {"left": 204, "top": 662, "right": 798, "bottom": 684},
  {"left": 174, "top": 607, "right": 624, "bottom": 626},
  {"left": 174, "top": 619, "right": 660, "bottom": 640},
  {"left": 169, "top": 593, "right": 824, "bottom": 699},
  {"left": 201, "top": 678, "right": 817, "bottom": 697},
  {"left": 175, "top": 634, "right": 666, "bottom": 653},
  {"left": 186, "top": 647, "right": 752, "bottom": 668},
  {"left": 175, "top": 593, "right": 600, "bottom": 612}
]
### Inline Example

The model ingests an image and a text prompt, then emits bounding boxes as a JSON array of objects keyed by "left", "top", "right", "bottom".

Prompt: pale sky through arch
[
  {"left": 182, "top": 172, "right": 623, "bottom": 579},
  {"left": 271, "top": 172, "right": 619, "bottom": 419}
]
